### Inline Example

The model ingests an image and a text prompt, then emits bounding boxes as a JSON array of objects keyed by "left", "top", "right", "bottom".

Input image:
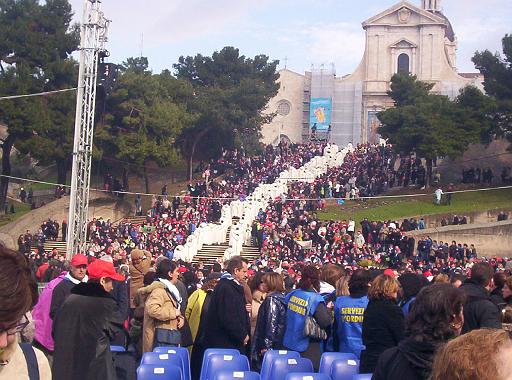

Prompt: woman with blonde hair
[
  {"left": 336, "top": 275, "right": 350, "bottom": 296},
  {"left": 431, "top": 328, "right": 512, "bottom": 380},
  {"left": 250, "top": 272, "right": 287, "bottom": 370},
  {"left": 320, "top": 263, "right": 345, "bottom": 299},
  {"left": 432, "top": 273, "right": 449, "bottom": 284},
  {"left": 359, "top": 274, "right": 404, "bottom": 374}
]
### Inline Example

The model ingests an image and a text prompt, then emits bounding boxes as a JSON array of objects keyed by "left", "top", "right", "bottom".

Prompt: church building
[{"left": 261, "top": 0, "right": 483, "bottom": 147}]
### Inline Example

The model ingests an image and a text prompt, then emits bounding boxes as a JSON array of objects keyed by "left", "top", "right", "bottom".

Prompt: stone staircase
[
  {"left": 37, "top": 240, "right": 72, "bottom": 256},
  {"left": 240, "top": 245, "right": 262, "bottom": 264},
  {"left": 36, "top": 212, "right": 262, "bottom": 263},
  {"left": 119, "top": 215, "right": 147, "bottom": 225},
  {"left": 36, "top": 215, "right": 145, "bottom": 255},
  {"left": 191, "top": 221, "right": 261, "bottom": 264}
]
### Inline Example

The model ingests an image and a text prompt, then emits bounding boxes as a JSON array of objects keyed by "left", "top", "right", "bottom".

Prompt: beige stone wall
[
  {"left": 437, "top": 139, "right": 512, "bottom": 183},
  {"left": 361, "top": 5, "right": 471, "bottom": 88},
  {"left": 408, "top": 220, "right": 512, "bottom": 258},
  {"left": 261, "top": 69, "right": 305, "bottom": 144}
]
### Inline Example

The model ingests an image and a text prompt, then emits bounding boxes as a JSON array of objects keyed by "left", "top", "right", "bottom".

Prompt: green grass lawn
[
  {"left": 0, "top": 200, "right": 33, "bottom": 227},
  {"left": 317, "top": 187, "right": 512, "bottom": 224},
  {"left": 30, "top": 180, "right": 59, "bottom": 191}
]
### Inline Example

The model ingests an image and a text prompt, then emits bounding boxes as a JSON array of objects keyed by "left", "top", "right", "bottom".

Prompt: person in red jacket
[{"left": 36, "top": 259, "right": 50, "bottom": 282}]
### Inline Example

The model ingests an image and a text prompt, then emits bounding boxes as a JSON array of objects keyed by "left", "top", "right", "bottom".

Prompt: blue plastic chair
[
  {"left": 153, "top": 346, "right": 191, "bottom": 380},
  {"left": 352, "top": 374, "right": 372, "bottom": 380},
  {"left": 318, "top": 352, "right": 358, "bottom": 376},
  {"left": 202, "top": 353, "right": 249, "bottom": 380},
  {"left": 213, "top": 370, "right": 261, "bottom": 380},
  {"left": 285, "top": 373, "right": 331, "bottom": 380},
  {"left": 260, "top": 350, "right": 301, "bottom": 380},
  {"left": 200, "top": 349, "right": 240, "bottom": 380},
  {"left": 137, "top": 363, "right": 183, "bottom": 380},
  {"left": 330, "top": 358, "right": 360, "bottom": 380},
  {"left": 142, "top": 351, "right": 184, "bottom": 370},
  {"left": 141, "top": 351, "right": 185, "bottom": 379},
  {"left": 262, "top": 357, "right": 313, "bottom": 380}
]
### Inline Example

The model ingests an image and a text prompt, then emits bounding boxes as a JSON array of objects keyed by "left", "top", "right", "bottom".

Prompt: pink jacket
[{"left": 32, "top": 272, "right": 66, "bottom": 351}]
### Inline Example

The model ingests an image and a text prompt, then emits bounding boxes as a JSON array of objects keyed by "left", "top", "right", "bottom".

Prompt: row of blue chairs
[{"left": 134, "top": 346, "right": 372, "bottom": 380}]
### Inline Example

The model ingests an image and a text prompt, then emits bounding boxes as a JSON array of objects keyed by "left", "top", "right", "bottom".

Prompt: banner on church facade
[
  {"left": 309, "top": 98, "right": 332, "bottom": 131},
  {"left": 367, "top": 111, "right": 382, "bottom": 144}
]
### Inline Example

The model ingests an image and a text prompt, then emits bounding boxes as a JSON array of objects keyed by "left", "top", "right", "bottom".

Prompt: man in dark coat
[
  {"left": 460, "top": 262, "right": 502, "bottom": 333},
  {"left": 52, "top": 259, "right": 125, "bottom": 380},
  {"left": 49, "top": 254, "right": 88, "bottom": 320},
  {"left": 203, "top": 256, "right": 250, "bottom": 353}
]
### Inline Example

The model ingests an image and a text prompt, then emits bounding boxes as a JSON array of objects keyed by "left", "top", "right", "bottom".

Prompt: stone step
[
  {"left": 35, "top": 240, "right": 87, "bottom": 256},
  {"left": 121, "top": 216, "right": 147, "bottom": 225},
  {"left": 191, "top": 243, "right": 261, "bottom": 264}
]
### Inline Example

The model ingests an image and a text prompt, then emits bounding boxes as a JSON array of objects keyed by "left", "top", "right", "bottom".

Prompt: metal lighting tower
[{"left": 66, "top": 0, "right": 110, "bottom": 258}]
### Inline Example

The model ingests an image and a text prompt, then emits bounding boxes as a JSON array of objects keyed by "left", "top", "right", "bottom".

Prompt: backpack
[{"left": 20, "top": 343, "right": 39, "bottom": 380}]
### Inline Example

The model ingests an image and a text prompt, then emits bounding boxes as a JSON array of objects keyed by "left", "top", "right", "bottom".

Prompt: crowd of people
[
  {"left": 4, "top": 142, "right": 512, "bottom": 380},
  {"left": 461, "top": 167, "right": 495, "bottom": 184},
  {"left": 460, "top": 165, "right": 512, "bottom": 185},
  {"left": 93, "top": 142, "right": 323, "bottom": 259},
  {"left": 4, "top": 247, "right": 512, "bottom": 380}
]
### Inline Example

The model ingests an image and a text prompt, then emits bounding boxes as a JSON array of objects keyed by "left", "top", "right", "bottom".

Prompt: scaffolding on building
[{"left": 306, "top": 65, "right": 335, "bottom": 143}]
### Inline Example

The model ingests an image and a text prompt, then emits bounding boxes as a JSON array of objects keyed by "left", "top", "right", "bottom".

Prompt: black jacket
[
  {"left": 109, "top": 279, "right": 130, "bottom": 347},
  {"left": 176, "top": 279, "right": 193, "bottom": 347},
  {"left": 111, "top": 279, "right": 129, "bottom": 320},
  {"left": 372, "top": 337, "right": 438, "bottom": 380},
  {"left": 250, "top": 292, "right": 287, "bottom": 370},
  {"left": 460, "top": 280, "right": 502, "bottom": 333},
  {"left": 360, "top": 298, "right": 405, "bottom": 374},
  {"left": 49, "top": 277, "right": 76, "bottom": 320},
  {"left": 52, "top": 282, "right": 125, "bottom": 380},
  {"left": 490, "top": 287, "right": 506, "bottom": 310},
  {"left": 191, "top": 290, "right": 214, "bottom": 380},
  {"left": 204, "top": 277, "right": 250, "bottom": 351}
]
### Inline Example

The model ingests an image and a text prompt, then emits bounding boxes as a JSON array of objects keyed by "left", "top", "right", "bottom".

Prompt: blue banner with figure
[{"left": 310, "top": 98, "right": 332, "bottom": 131}]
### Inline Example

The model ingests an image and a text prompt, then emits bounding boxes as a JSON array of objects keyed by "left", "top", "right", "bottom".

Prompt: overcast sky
[{"left": 68, "top": 0, "right": 511, "bottom": 76}]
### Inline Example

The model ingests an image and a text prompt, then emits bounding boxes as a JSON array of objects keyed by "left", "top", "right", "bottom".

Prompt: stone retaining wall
[{"left": 408, "top": 220, "right": 512, "bottom": 258}]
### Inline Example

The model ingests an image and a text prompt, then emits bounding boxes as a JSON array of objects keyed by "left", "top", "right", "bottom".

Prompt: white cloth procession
[
  {"left": 175, "top": 143, "right": 354, "bottom": 262},
  {"left": 225, "top": 143, "right": 354, "bottom": 261}
]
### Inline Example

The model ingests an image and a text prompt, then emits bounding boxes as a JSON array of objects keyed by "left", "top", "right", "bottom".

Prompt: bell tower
[{"left": 422, "top": 0, "right": 441, "bottom": 12}]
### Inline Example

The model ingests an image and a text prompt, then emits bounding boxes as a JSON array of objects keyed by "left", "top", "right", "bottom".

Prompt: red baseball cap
[
  {"left": 87, "top": 260, "right": 124, "bottom": 281},
  {"left": 70, "top": 254, "right": 88, "bottom": 267},
  {"left": 383, "top": 269, "right": 395, "bottom": 277}
]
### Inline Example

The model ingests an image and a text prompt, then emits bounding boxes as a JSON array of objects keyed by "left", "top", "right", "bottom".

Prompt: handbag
[
  {"left": 303, "top": 315, "right": 327, "bottom": 341},
  {"left": 153, "top": 327, "right": 182, "bottom": 348}
]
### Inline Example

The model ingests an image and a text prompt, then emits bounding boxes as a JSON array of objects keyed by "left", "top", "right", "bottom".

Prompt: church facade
[{"left": 261, "top": 0, "right": 483, "bottom": 147}]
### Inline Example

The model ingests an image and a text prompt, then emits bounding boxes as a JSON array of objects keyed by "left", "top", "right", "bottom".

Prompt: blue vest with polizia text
[
  {"left": 283, "top": 289, "right": 324, "bottom": 352},
  {"left": 334, "top": 295, "right": 369, "bottom": 358}
]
